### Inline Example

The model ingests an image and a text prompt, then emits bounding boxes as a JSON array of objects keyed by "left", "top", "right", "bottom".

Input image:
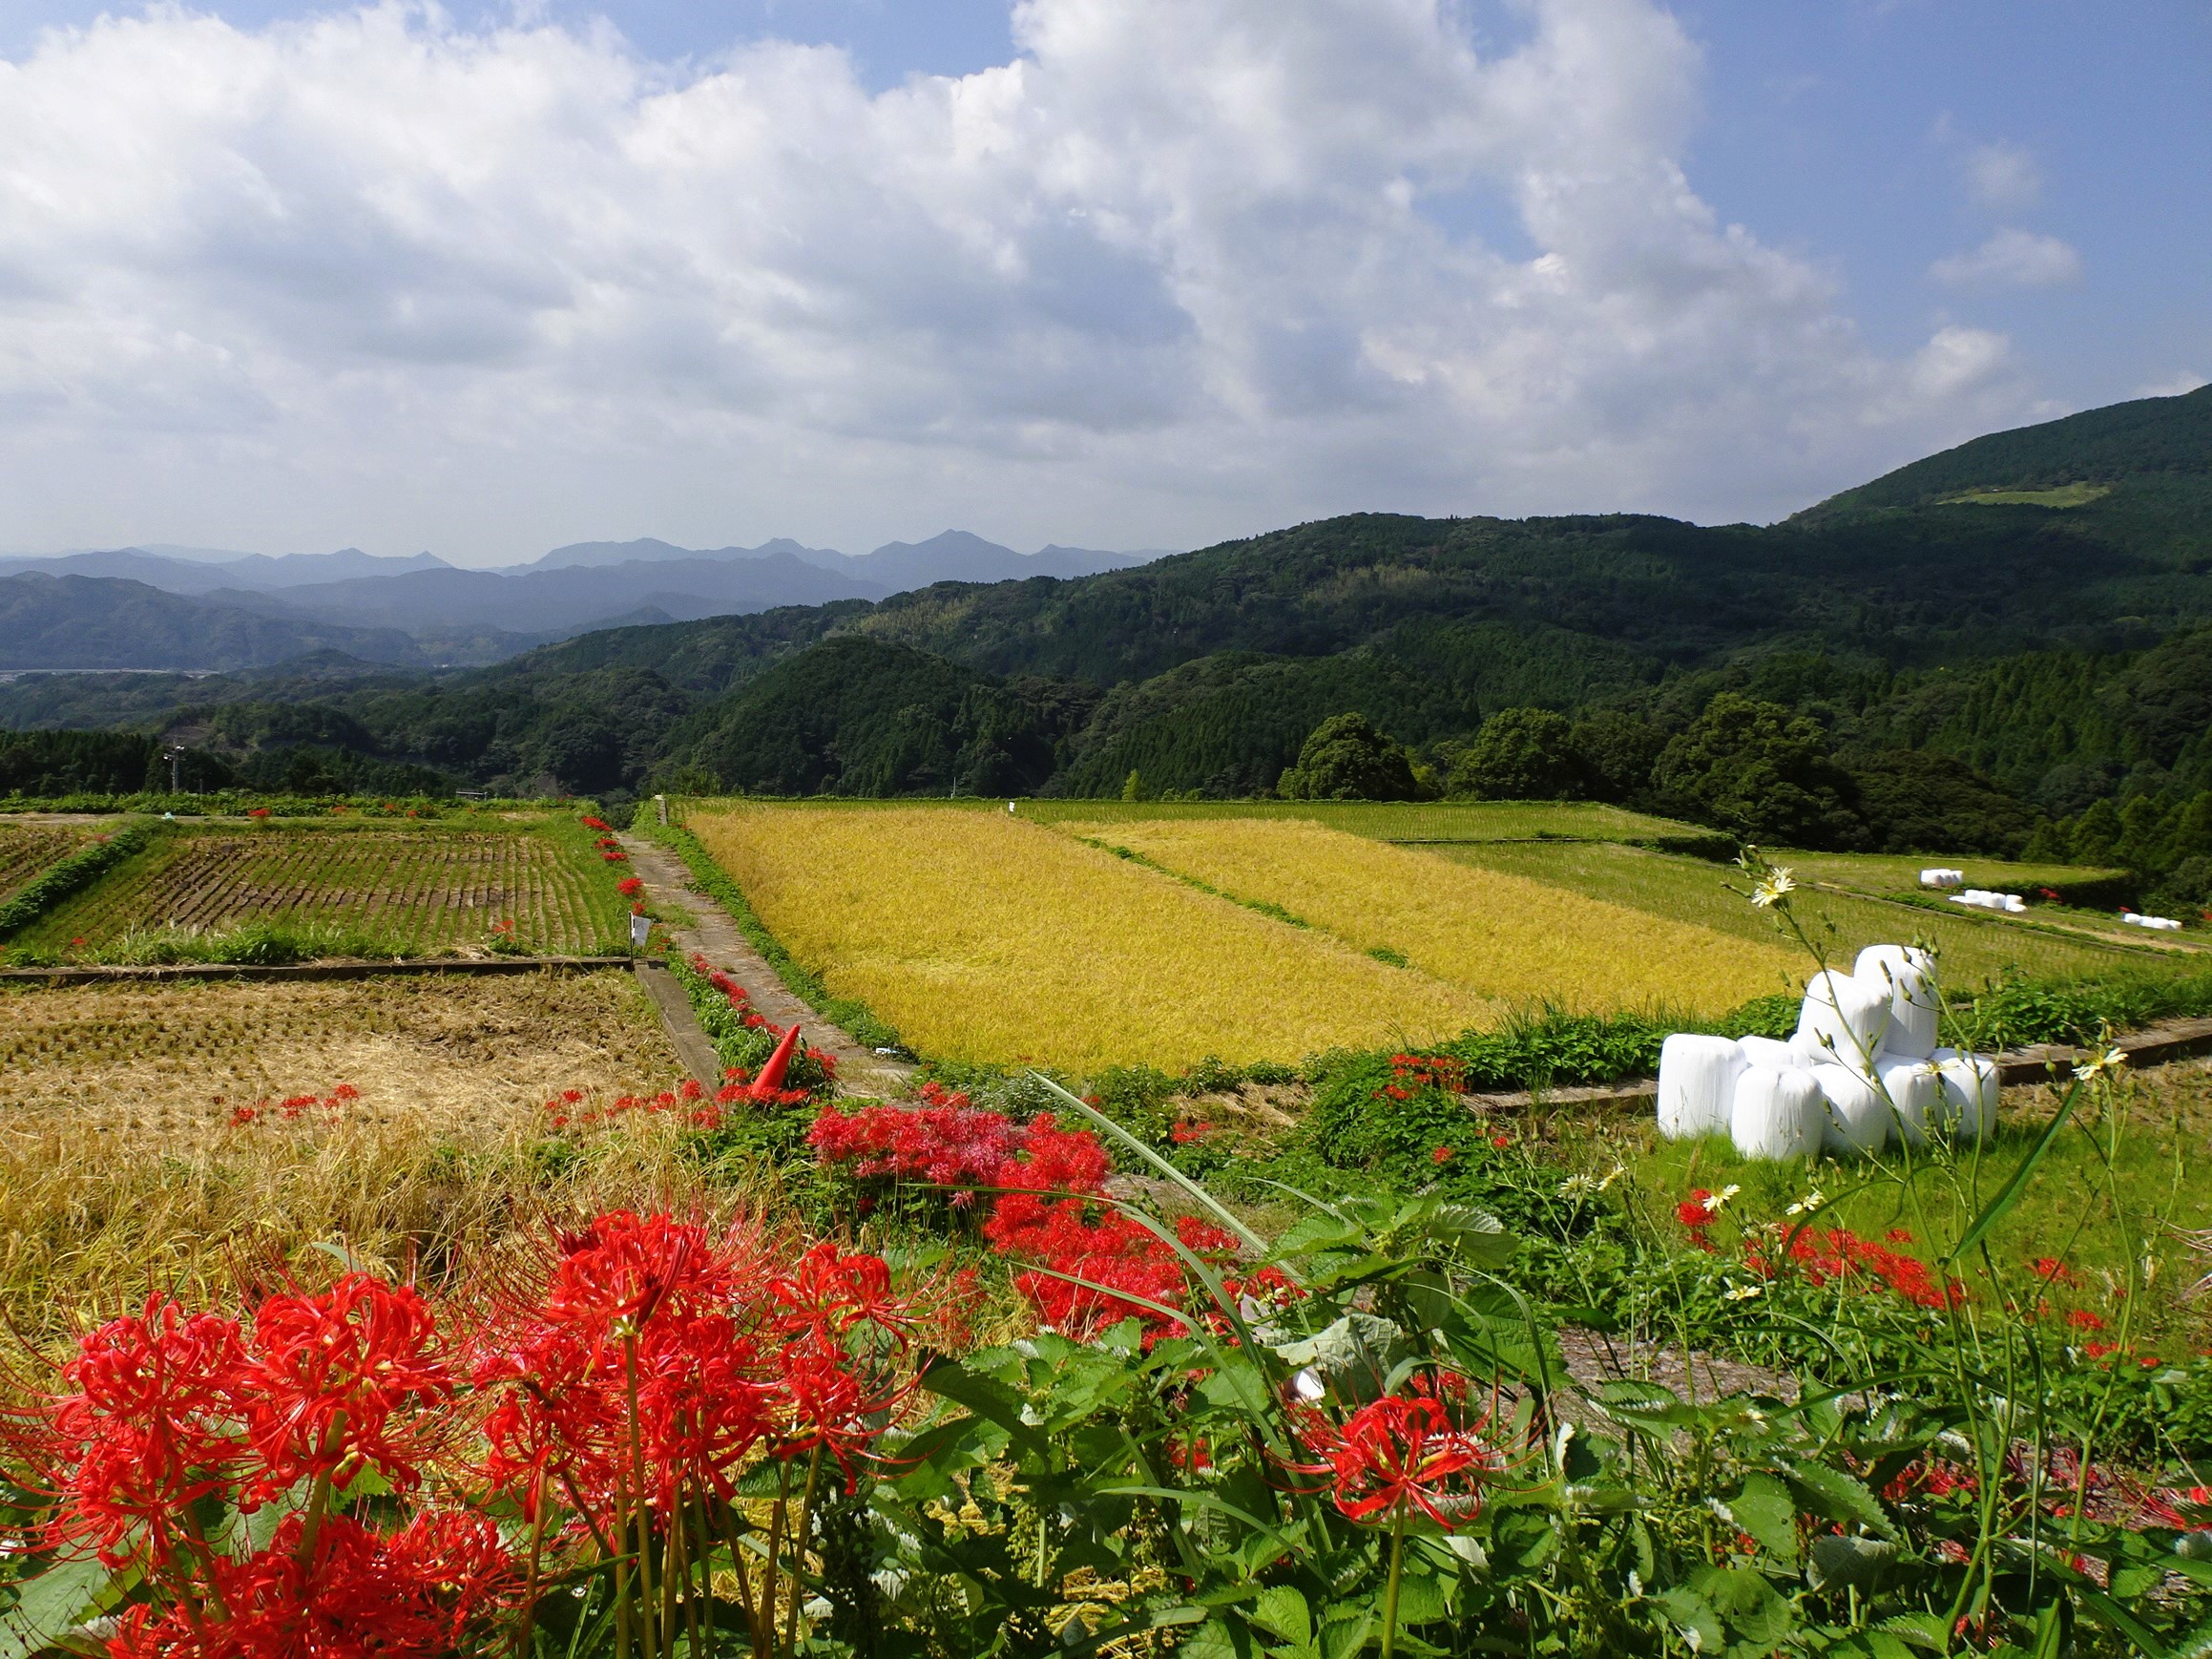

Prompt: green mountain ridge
[{"left": 4, "top": 384, "right": 2209, "bottom": 875}]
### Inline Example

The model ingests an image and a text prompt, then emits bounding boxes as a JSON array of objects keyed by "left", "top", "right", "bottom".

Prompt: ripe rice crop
[
  {"left": 1055, "top": 816, "right": 1798, "bottom": 1016},
  {"left": 0, "top": 970, "right": 690, "bottom": 1327},
  {"left": 19, "top": 821, "right": 624, "bottom": 957},
  {"left": 684, "top": 805, "right": 1492, "bottom": 1071},
  {"left": 0, "top": 823, "right": 92, "bottom": 903}
]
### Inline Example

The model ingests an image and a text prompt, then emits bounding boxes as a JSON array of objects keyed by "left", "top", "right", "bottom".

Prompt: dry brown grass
[{"left": 0, "top": 970, "right": 710, "bottom": 1332}]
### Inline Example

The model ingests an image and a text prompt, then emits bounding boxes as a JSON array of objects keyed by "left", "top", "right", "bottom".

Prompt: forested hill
[{"left": 4, "top": 384, "right": 2211, "bottom": 878}]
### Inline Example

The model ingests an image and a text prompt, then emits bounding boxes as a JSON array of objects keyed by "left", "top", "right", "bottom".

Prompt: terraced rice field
[
  {"left": 1442, "top": 840, "right": 2155, "bottom": 986},
  {"left": 0, "top": 823, "right": 91, "bottom": 902},
  {"left": 1054, "top": 817, "right": 1799, "bottom": 1016},
  {"left": 20, "top": 824, "right": 623, "bottom": 956},
  {"left": 686, "top": 804, "right": 1492, "bottom": 1071}
]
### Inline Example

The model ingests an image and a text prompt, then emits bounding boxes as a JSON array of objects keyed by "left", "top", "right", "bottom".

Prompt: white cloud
[
  {"left": 1930, "top": 228, "right": 2083, "bottom": 289},
  {"left": 1961, "top": 139, "right": 2041, "bottom": 210},
  {"left": 0, "top": 0, "right": 2045, "bottom": 559}
]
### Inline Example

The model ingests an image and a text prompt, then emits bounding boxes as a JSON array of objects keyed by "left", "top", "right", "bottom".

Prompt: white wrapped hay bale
[
  {"left": 1855, "top": 944, "right": 1940, "bottom": 1060},
  {"left": 2122, "top": 913, "right": 2182, "bottom": 931},
  {"left": 1932, "top": 1048, "right": 2000, "bottom": 1143},
  {"left": 1808, "top": 1061, "right": 1889, "bottom": 1157},
  {"left": 1873, "top": 1054, "right": 1942, "bottom": 1147},
  {"left": 1795, "top": 969, "right": 1891, "bottom": 1066},
  {"left": 1739, "top": 1034, "right": 1807, "bottom": 1069},
  {"left": 1919, "top": 868, "right": 1965, "bottom": 888},
  {"left": 1657, "top": 1034, "right": 1745, "bottom": 1140},
  {"left": 2003, "top": 894, "right": 2027, "bottom": 914},
  {"left": 1731, "top": 1066, "right": 1825, "bottom": 1161}
]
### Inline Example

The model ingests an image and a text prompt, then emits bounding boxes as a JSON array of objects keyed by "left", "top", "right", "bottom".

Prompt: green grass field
[
  {"left": 1438, "top": 839, "right": 2160, "bottom": 987},
  {"left": 1568, "top": 1068, "right": 2212, "bottom": 1347},
  {"left": 17, "top": 816, "right": 627, "bottom": 959},
  {"left": 1017, "top": 798, "right": 1701, "bottom": 843}
]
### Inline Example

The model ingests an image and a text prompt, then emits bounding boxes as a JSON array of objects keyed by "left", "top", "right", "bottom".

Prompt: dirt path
[{"left": 617, "top": 832, "right": 914, "bottom": 1099}]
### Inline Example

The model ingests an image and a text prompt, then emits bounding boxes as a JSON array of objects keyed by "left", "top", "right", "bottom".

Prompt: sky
[{"left": 0, "top": 0, "right": 2204, "bottom": 566}]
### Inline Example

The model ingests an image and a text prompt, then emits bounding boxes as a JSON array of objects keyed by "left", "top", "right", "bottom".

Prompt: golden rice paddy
[
  {"left": 1054, "top": 817, "right": 1801, "bottom": 1016},
  {"left": 685, "top": 805, "right": 1492, "bottom": 1071}
]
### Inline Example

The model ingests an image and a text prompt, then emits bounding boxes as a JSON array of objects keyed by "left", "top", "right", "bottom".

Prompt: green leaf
[
  {"left": 1873, "top": 1611, "right": 1951, "bottom": 1652},
  {"left": 1728, "top": 1474, "right": 1802, "bottom": 1566},
  {"left": 1785, "top": 1460, "right": 1896, "bottom": 1539},
  {"left": 1391, "top": 1571, "right": 1450, "bottom": 1627},
  {"left": 916, "top": 1358, "right": 1050, "bottom": 1462},
  {"left": 1248, "top": 1586, "right": 1311, "bottom": 1648},
  {"left": 1806, "top": 1535, "right": 1898, "bottom": 1592},
  {"left": 1657, "top": 1586, "right": 1723, "bottom": 1655},
  {"left": 1692, "top": 1564, "right": 1795, "bottom": 1649},
  {"left": 0, "top": 1556, "right": 123, "bottom": 1659}
]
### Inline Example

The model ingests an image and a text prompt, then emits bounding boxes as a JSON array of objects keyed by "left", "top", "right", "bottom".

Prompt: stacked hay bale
[{"left": 1657, "top": 946, "right": 1998, "bottom": 1161}]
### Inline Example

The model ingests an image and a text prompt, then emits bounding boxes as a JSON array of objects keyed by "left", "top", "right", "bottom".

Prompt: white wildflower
[
  {"left": 1784, "top": 1189, "right": 1826, "bottom": 1218},
  {"left": 1705, "top": 1184, "right": 1742, "bottom": 1213},
  {"left": 1557, "top": 1173, "right": 1600, "bottom": 1199},
  {"left": 1750, "top": 868, "right": 1797, "bottom": 909},
  {"left": 2073, "top": 1046, "right": 2128, "bottom": 1082},
  {"left": 1722, "top": 1283, "right": 1765, "bottom": 1302}
]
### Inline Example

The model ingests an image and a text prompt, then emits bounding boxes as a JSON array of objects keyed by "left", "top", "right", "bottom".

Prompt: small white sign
[{"left": 630, "top": 913, "right": 652, "bottom": 947}]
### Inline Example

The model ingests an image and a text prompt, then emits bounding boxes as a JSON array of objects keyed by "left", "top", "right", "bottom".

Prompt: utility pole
[{"left": 163, "top": 743, "right": 186, "bottom": 794}]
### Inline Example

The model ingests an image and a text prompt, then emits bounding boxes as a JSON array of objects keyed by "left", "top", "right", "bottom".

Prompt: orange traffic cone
[{"left": 748, "top": 1024, "right": 803, "bottom": 1101}]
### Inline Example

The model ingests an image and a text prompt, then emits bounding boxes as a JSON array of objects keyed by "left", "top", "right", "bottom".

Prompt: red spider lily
[
  {"left": 2067, "top": 1309, "right": 2108, "bottom": 1332},
  {"left": 36, "top": 1297, "right": 251, "bottom": 1568},
  {"left": 1290, "top": 1389, "right": 1503, "bottom": 1528},
  {"left": 247, "top": 807, "right": 270, "bottom": 819},
  {"left": 1677, "top": 1189, "right": 1717, "bottom": 1229},
  {"left": 771, "top": 1242, "right": 924, "bottom": 1349},
  {"left": 616, "top": 876, "right": 644, "bottom": 896},
  {"left": 106, "top": 1511, "right": 515, "bottom": 1659},
  {"left": 1431, "top": 1146, "right": 1454, "bottom": 1165},
  {"left": 1744, "top": 1227, "right": 1965, "bottom": 1312},
  {"left": 580, "top": 816, "right": 611, "bottom": 831},
  {"left": 236, "top": 1274, "right": 452, "bottom": 1502}
]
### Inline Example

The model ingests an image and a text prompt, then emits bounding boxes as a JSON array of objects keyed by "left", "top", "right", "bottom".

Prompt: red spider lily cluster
[
  {"left": 692, "top": 954, "right": 776, "bottom": 1033},
  {"left": 1678, "top": 1188, "right": 1720, "bottom": 1232},
  {"left": 1284, "top": 1377, "right": 1506, "bottom": 1530},
  {"left": 7, "top": 1212, "right": 950, "bottom": 1659},
  {"left": 810, "top": 1087, "right": 1262, "bottom": 1342},
  {"left": 246, "top": 807, "right": 271, "bottom": 820},
  {"left": 229, "top": 1083, "right": 361, "bottom": 1128},
  {"left": 546, "top": 1080, "right": 725, "bottom": 1131},
  {"left": 1376, "top": 1052, "right": 1468, "bottom": 1102},
  {"left": 616, "top": 876, "right": 644, "bottom": 897},
  {"left": 1744, "top": 1225, "right": 1965, "bottom": 1312},
  {"left": 580, "top": 816, "right": 612, "bottom": 832}
]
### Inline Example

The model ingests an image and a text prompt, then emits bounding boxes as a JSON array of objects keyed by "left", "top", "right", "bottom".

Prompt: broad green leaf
[
  {"left": 1784, "top": 1460, "right": 1896, "bottom": 1539},
  {"left": 1391, "top": 1571, "right": 1450, "bottom": 1627},
  {"left": 1806, "top": 1535, "right": 1898, "bottom": 1592},
  {"left": 0, "top": 1555, "right": 122, "bottom": 1659},
  {"left": 917, "top": 1358, "right": 1051, "bottom": 1462},
  {"left": 1248, "top": 1586, "right": 1311, "bottom": 1647},
  {"left": 1728, "top": 1473, "right": 1802, "bottom": 1565},
  {"left": 1873, "top": 1611, "right": 1950, "bottom": 1651},
  {"left": 1657, "top": 1586, "right": 1723, "bottom": 1655}
]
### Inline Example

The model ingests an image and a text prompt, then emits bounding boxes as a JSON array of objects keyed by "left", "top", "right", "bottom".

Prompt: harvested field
[
  {"left": 0, "top": 970, "right": 692, "bottom": 1324},
  {"left": 1054, "top": 816, "right": 1798, "bottom": 1017},
  {"left": 686, "top": 804, "right": 1492, "bottom": 1071},
  {"left": 19, "top": 822, "right": 623, "bottom": 956},
  {"left": 0, "top": 822, "right": 90, "bottom": 902}
]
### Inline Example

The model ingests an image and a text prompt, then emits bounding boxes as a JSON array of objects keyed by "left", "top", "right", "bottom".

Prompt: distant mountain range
[{"left": 0, "top": 531, "right": 1172, "bottom": 671}]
